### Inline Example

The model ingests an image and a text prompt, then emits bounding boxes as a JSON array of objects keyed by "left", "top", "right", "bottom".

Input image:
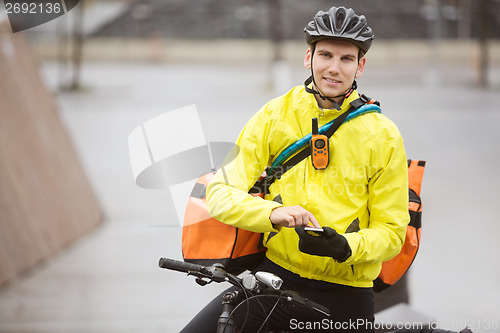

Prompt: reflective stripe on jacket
[{"left": 206, "top": 86, "right": 409, "bottom": 288}]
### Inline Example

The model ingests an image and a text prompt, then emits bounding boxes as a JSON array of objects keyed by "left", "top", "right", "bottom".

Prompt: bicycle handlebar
[
  {"left": 158, "top": 258, "right": 204, "bottom": 274},
  {"left": 159, "top": 258, "right": 330, "bottom": 317},
  {"left": 159, "top": 258, "right": 473, "bottom": 333}
]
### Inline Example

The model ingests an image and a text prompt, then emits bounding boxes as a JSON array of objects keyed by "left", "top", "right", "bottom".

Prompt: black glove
[{"left": 295, "top": 226, "right": 352, "bottom": 263}]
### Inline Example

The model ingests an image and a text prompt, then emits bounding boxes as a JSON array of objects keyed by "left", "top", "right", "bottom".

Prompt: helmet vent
[
  {"left": 336, "top": 11, "right": 345, "bottom": 31},
  {"left": 346, "top": 18, "right": 359, "bottom": 33},
  {"left": 321, "top": 13, "right": 332, "bottom": 31}
]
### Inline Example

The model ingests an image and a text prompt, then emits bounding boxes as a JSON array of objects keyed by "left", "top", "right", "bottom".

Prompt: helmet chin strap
[
  {"left": 304, "top": 43, "right": 358, "bottom": 111},
  {"left": 304, "top": 76, "right": 357, "bottom": 110}
]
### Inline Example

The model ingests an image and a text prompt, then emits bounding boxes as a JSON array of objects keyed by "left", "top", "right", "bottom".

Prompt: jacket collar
[{"left": 304, "top": 87, "right": 360, "bottom": 118}]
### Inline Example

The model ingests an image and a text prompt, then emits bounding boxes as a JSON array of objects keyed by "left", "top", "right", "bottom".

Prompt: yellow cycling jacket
[{"left": 206, "top": 86, "right": 409, "bottom": 288}]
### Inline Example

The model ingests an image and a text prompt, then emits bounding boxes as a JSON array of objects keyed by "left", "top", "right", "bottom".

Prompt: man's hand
[
  {"left": 270, "top": 206, "right": 321, "bottom": 228},
  {"left": 295, "top": 226, "right": 352, "bottom": 262}
]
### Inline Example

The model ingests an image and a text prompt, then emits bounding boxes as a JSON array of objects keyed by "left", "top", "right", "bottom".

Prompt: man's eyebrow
[
  {"left": 315, "top": 48, "right": 331, "bottom": 54},
  {"left": 340, "top": 52, "right": 357, "bottom": 59},
  {"left": 315, "top": 48, "right": 357, "bottom": 59}
]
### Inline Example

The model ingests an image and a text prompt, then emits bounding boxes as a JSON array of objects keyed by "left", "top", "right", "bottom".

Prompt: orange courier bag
[
  {"left": 373, "top": 159, "right": 425, "bottom": 292},
  {"left": 182, "top": 171, "right": 266, "bottom": 275}
]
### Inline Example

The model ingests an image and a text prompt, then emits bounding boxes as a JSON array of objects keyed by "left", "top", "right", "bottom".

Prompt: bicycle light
[{"left": 255, "top": 271, "right": 283, "bottom": 290}]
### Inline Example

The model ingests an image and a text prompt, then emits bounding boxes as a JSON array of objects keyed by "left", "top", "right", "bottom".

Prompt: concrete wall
[{"left": 0, "top": 21, "right": 103, "bottom": 287}]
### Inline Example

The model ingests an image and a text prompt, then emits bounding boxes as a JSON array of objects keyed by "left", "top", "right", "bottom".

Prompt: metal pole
[
  {"left": 268, "top": 0, "right": 283, "bottom": 62},
  {"left": 423, "top": 0, "right": 442, "bottom": 86},
  {"left": 70, "top": 0, "right": 84, "bottom": 91},
  {"left": 478, "top": 0, "right": 490, "bottom": 88},
  {"left": 433, "top": 0, "right": 443, "bottom": 42},
  {"left": 268, "top": 0, "right": 291, "bottom": 94},
  {"left": 458, "top": 0, "right": 471, "bottom": 40}
]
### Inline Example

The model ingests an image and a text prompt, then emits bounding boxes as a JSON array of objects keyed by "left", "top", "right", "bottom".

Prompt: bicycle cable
[
  {"left": 221, "top": 275, "right": 267, "bottom": 333},
  {"left": 256, "top": 292, "right": 284, "bottom": 333},
  {"left": 228, "top": 293, "right": 289, "bottom": 333}
]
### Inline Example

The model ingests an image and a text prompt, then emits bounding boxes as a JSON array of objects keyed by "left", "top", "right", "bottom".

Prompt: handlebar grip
[{"left": 158, "top": 258, "right": 204, "bottom": 273}]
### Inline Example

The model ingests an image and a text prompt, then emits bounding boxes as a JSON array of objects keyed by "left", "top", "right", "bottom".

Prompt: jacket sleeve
[
  {"left": 206, "top": 105, "right": 283, "bottom": 233},
  {"left": 343, "top": 132, "right": 410, "bottom": 265}
]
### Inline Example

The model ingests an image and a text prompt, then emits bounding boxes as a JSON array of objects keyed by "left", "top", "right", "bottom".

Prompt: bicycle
[
  {"left": 158, "top": 257, "right": 330, "bottom": 333},
  {"left": 159, "top": 258, "right": 474, "bottom": 333}
]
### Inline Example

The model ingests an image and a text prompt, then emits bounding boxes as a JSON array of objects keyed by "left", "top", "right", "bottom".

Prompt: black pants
[{"left": 181, "top": 262, "right": 374, "bottom": 332}]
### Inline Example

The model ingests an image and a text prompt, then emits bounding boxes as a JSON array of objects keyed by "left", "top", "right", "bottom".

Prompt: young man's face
[{"left": 304, "top": 39, "right": 366, "bottom": 109}]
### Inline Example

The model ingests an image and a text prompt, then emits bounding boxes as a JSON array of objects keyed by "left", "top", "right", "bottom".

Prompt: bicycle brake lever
[
  {"left": 200, "top": 264, "right": 228, "bottom": 283},
  {"left": 195, "top": 278, "right": 210, "bottom": 286},
  {"left": 282, "top": 291, "right": 330, "bottom": 317},
  {"left": 305, "top": 300, "right": 330, "bottom": 317}
]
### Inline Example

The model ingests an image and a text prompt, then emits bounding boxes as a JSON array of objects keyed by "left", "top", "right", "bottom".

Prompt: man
[{"left": 182, "top": 6, "right": 409, "bottom": 332}]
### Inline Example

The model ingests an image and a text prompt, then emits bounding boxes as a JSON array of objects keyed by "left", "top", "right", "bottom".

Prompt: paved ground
[{"left": 0, "top": 56, "right": 499, "bottom": 332}]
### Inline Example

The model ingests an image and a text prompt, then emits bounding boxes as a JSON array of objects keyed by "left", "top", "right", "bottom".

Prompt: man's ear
[
  {"left": 304, "top": 48, "right": 312, "bottom": 70},
  {"left": 355, "top": 56, "right": 366, "bottom": 78}
]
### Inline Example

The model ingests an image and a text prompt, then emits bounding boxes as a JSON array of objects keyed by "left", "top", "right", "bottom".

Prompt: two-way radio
[{"left": 310, "top": 117, "right": 329, "bottom": 170}]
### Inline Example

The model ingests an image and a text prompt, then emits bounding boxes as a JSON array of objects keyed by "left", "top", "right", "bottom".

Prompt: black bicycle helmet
[{"left": 305, "top": 6, "right": 374, "bottom": 55}]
